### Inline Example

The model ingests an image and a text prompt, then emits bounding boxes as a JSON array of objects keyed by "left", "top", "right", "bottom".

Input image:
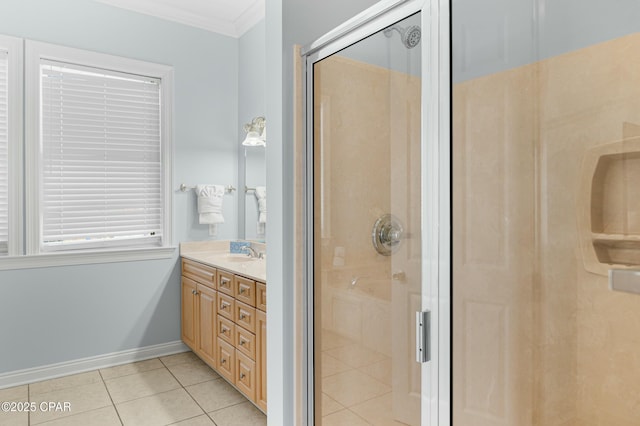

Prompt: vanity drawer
[
  {"left": 235, "top": 301, "right": 256, "bottom": 333},
  {"left": 216, "top": 338, "right": 235, "bottom": 383},
  {"left": 256, "top": 282, "right": 266, "bottom": 312},
  {"left": 217, "top": 270, "right": 234, "bottom": 296},
  {"left": 235, "top": 349, "right": 256, "bottom": 401},
  {"left": 235, "top": 326, "right": 256, "bottom": 360},
  {"left": 182, "top": 259, "right": 216, "bottom": 289},
  {"left": 216, "top": 314, "right": 235, "bottom": 346},
  {"left": 235, "top": 275, "right": 256, "bottom": 307},
  {"left": 217, "top": 293, "right": 235, "bottom": 320}
]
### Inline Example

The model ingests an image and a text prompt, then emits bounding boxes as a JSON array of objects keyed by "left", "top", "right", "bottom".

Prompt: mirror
[{"left": 242, "top": 145, "right": 266, "bottom": 241}]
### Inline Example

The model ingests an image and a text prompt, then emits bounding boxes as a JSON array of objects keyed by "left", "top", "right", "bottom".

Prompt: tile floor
[
  {"left": 0, "top": 352, "right": 266, "bottom": 426},
  {"left": 319, "top": 330, "right": 409, "bottom": 426}
]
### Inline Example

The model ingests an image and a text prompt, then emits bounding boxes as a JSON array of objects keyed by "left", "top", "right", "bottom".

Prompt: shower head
[{"left": 383, "top": 24, "right": 421, "bottom": 49}]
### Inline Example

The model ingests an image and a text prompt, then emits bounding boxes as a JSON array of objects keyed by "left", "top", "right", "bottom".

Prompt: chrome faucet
[{"left": 242, "top": 246, "right": 264, "bottom": 259}]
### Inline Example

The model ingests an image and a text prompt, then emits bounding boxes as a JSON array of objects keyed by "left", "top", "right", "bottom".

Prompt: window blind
[
  {"left": 40, "top": 60, "right": 163, "bottom": 251},
  {"left": 0, "top": 50, "right": 8, "bottom": 255}
]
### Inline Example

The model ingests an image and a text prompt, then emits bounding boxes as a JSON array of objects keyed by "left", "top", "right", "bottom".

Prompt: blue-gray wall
[
  {"left": 265, "top": 0, "right": 378, "bottom": 423},
  {"left": 238, "top": 19, "right": 266, "bottom": 241},
  {"left": 0, "top": 0, "right": 238, "bottom": 373}
]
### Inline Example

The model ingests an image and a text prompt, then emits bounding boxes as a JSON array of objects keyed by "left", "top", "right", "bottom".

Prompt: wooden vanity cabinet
[
  {"left": 181, "top": 258, "right": 266, "bottom": 413},
  {"left": 255, "top": 306, "right": 267, "bottom": 411},
  {"left": 181, "top": 259, "right": 218, "bottom": 370}
]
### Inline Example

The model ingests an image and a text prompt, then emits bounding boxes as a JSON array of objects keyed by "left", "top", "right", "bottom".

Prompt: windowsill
[{"left": 0, "top": 246, "right": 177, "bottom": 271}]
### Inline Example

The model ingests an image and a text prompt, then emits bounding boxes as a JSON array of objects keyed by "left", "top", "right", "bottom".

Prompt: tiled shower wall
[{"left": 454, "top": 33, "right": 640, "bottom": 425}]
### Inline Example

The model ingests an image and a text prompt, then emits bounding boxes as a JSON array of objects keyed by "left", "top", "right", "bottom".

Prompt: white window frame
[
  {"left": 0, "top": 35, "right": 24, "bottom": 257},
  {"left": 23, "top": 40, "right": 174, "bottom": 266}
]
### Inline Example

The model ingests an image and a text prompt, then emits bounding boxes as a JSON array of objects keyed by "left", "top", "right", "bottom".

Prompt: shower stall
[
  {"left": 302, "top": 0, "right": 640, "bottom": 425},
  {"left": 302, "top": 0, "right": 446, "bottom": 424},
  {"left": 452, "top": 0, "right": 640, "bottom": 424}
]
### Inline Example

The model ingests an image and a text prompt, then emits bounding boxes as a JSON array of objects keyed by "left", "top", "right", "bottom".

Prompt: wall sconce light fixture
[{"left": 242, "top": 116, "right": 266, "bottom": 147}]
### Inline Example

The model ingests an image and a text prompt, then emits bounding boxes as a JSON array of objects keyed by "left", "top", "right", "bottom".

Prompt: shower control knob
[{"left": 372, "top": 214, "right": 404, "bottom": 256}]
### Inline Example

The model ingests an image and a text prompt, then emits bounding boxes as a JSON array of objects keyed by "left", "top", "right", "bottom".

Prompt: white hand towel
[
  {"left": 255, "top": 186, "right": 267, "bottom": 224},
  {"left": 196, "top": 184, "right": 225, "bottom": 224}
]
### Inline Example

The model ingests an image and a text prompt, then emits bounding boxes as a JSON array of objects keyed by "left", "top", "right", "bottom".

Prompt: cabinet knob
[
  {"left": 222, "top": 328, "right": 228, "bottom": 334},
  {"left": 221, "top": 359, "right": 226, "bottom": 364},
  {"left": 191, "top": 290, "right": 196, "bottom": 295},
  {"left": 240, "top": 373, "right": 246, "bottom": 379},
  {"left": 240, "top": 314, "right": 246, "bottom": 319},
  {"left": 240, "top": 340, "right": 246, "bottom": 346},
  {"left": 239, "top": 288, "right": 246, "bottom": 294}
]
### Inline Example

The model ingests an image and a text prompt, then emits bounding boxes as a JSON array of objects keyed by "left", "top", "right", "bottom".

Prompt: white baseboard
[{"left": 0, "top": 340, "right": 189, "bottom": 389}]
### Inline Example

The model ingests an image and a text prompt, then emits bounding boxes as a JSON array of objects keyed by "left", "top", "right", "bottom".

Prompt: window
[
  {"left": 0, "top": 48, "right": 9, "bottom": 255},
  {"left": 26, "top": 41, "right": 173, "bottom": 255},
  {"left": 0, "top": 35, "right": 23, "bottom": 257}
]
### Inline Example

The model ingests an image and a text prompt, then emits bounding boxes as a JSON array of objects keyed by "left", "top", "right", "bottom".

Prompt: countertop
[{"left": 180, "top": 240, "right": 266, "bottom": 282}]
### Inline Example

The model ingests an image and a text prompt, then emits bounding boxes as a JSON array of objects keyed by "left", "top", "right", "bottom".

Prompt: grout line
[
  {"left": 347, "top": 407, "right": 374, "bottom": 425},
  {"left": 206, "top": 412, "right": 220, "bottom": 426},
  {"left": 99, "top": 359, "right": 166, "bottom": 382},
  {"left": 98, "top": 368, "right": 124, "bottom": 426}
]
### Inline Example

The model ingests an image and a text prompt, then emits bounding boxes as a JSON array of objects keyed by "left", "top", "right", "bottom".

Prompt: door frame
[{"left": 300, "top": 0, "right": 451, "bottom": 424}]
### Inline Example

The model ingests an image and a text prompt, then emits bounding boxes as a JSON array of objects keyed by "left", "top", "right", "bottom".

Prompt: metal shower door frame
[{"left": 300, "top": 0, "right": 451, "bottom": 425}]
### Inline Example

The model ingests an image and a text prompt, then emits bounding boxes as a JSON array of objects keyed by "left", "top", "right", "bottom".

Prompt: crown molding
[{"left": 96, "top": 0, "right": 264, "bottom": 38}]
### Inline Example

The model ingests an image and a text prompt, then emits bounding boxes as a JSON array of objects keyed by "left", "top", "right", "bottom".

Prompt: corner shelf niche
[{"left": 579, "top": 134, "right": 640, "bottom": 275}]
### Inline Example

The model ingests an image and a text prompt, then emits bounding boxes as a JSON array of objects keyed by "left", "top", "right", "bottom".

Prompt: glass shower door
[{"left": 311, "top": 13, "right": 426, "bottom": 426}]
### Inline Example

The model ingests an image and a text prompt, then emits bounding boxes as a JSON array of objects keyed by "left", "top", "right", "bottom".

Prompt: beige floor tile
[
  {"left": 208, "top": 401, "right": 266, "bottom": 426},
  {"left": 320, "top": 330, "right": 354, "bottom": 351},
  {"left": 0, "top": 384, "right": 29, "bottom": 425},
  {"left": 185, "top": 379, "right": 245, "bottom": 413},
  {"left": 116, "top": 388, "right": 203, "bottom": 426},
  {"left": 0, "top": 385, "right": 28, "bottom": 401},
  {"left": 324, "top": 344, "right": 387, "bottom": 369},
  {"left": 321, "top": 354, "right": 352, "bottom": 378},
  {"left": 322, "top": 393, "right": 344, "bottom": 416},
  {"left": 30, "top": 382, "right": 112, "bottom": 425},
  {"left": 358, "top": 358, "right": 392, "bottom": 386},
  {"left": 100, "top": 358, "right": 164, "bottom": 380},
  {"left": 350, "top": 393, "right": 409, "bottom": 426},
  {"left": 160, "top": 352, "right": 200, "bottom": 367},
  {"left": 0, "top": 411, "right": 28, "bottom": 426},
  {"left": 105, "top": 368, "right": 180, "bottom": 404},
  {"left": 166, "top": 359, "right": 220, "bottom": 387},
  {"left": 37, "top": 405, "right": 121, "bottom": 426},
  {"left": 30, "top": 371, "right": 102, "bottom": 396},
  {"left": 322, "top": 370, "right": 390, "bottom": 408},
  {"left": 170, "top": 414, "right": 216, "bottom": 425},
  {"left": 321, "top": 409, "right": 370, "bottom": 426}
]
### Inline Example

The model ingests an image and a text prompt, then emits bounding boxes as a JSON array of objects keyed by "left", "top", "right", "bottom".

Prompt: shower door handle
[{"left": 416, "top": 310, "right": 431, "bottom": 363}]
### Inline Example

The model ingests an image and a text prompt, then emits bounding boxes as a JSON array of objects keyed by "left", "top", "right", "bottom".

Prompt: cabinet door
[
  {"left": 235, "top": 300, "right": 256, "bottom": 333},
  {"left": 236, "top": 325, "right": 256, "bottom": 360},
  {"left": 217, "top": 270, "right": 234, "bottom": 296},
  {"left": 218, "top": 293, "right": 235, "bottom": 321},
  {"left": 235, "top": 275, "right": 256, "bottom": 307},
  {"left": 256, "top": 309, "right": 267, "bottom": 411},
  {"left": 235, "top": 349, "right": 256, "bottom": 401},
  {"left": 256, "top": 282, "right": 267, "bottom": 312},
  {"left": 217, "top": 338, "right": 236, "bottom": 383},
  {"left": 181, "top": 277, "right": 198, "bottom": 350},
  {"left": 217, "top": 314, "right": 236, "bottom": 346},
  {"left": 196, "top": 284, "right": 217, "bottom": 368}
]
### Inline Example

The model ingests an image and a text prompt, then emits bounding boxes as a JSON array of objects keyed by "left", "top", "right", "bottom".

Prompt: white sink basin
[{"left": 222, "top": 253, "right": 260, "bottom": 262}]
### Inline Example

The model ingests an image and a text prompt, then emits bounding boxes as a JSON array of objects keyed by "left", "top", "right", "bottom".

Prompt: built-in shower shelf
[
  {"left": 591, "top": 233, "right": 640, "bottom": 266},
  {"left": 592, "top": 233, "right": 640, "bottom": 244},
  {"left": 579, "top": 133, "right": 640, "bottom": 275}
]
